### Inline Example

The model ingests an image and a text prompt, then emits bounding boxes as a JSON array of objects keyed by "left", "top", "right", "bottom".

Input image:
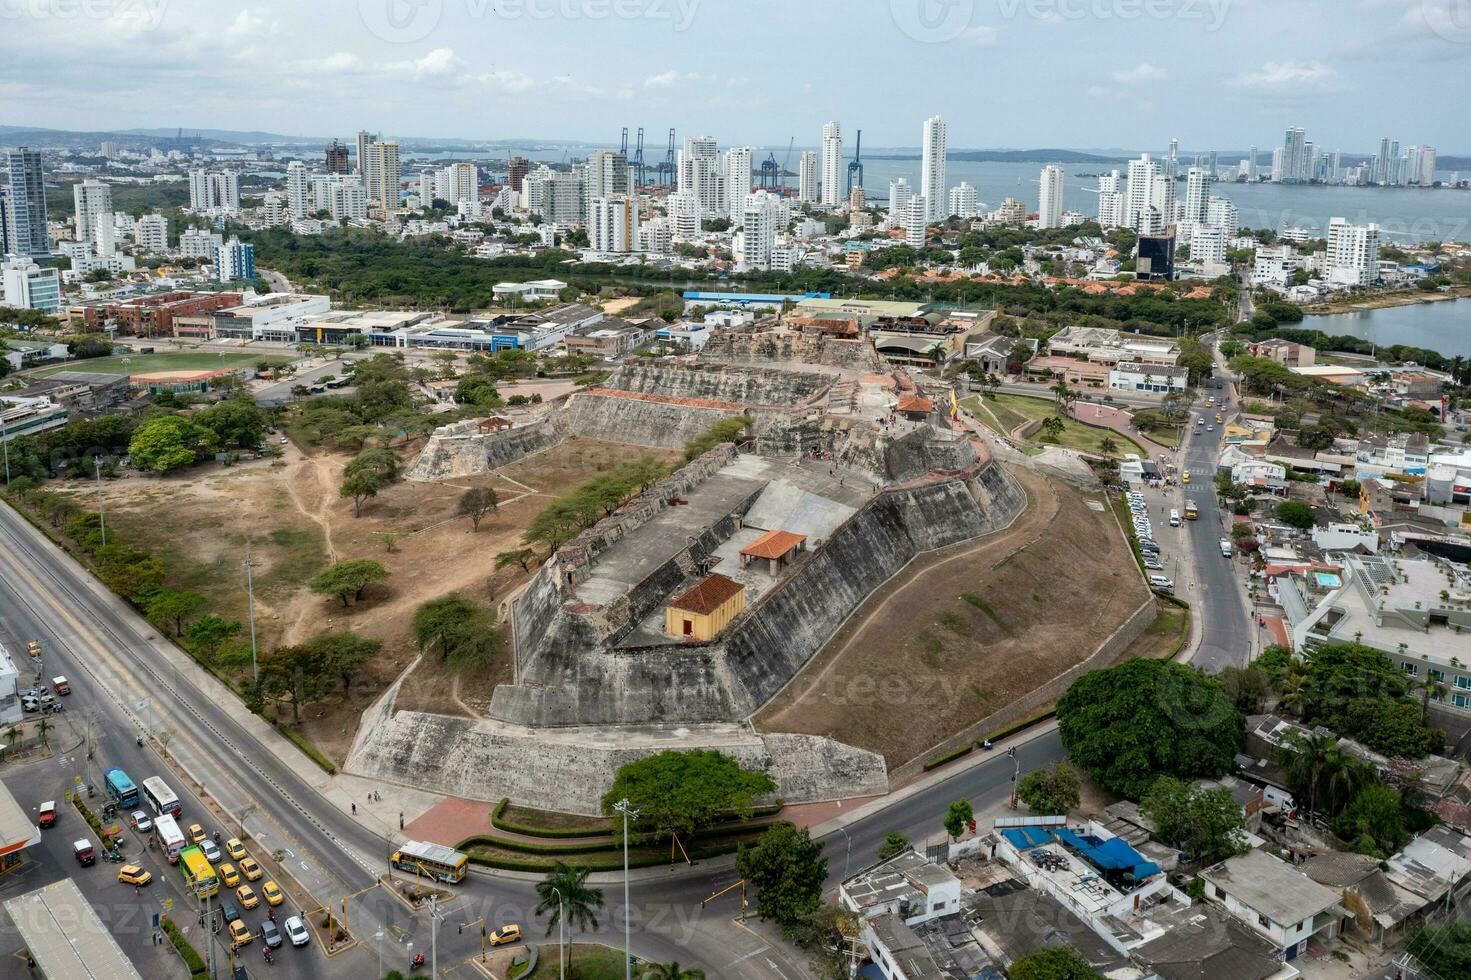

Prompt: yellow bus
[
  {"left": 391, "top": 840, "right": 468, "bottom": 884},
  {"left": 1185, "top": 502, "right": 1199, "bottom": 521},
  {"left": 179, "top": 844, "right": 219, "bottom": 898}
]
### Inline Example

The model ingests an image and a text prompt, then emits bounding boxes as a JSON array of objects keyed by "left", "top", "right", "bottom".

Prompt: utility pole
[
  {"left": 613, "top": 798, "right": 640, "bottom": 980},
  {"left": 94, "top": 456, "right": 106, "bottom": 546},
  {"left": 836, "top": 825, "right": 852, "bottom": 881},
  {"left": 548, "top": 886, "right": 565, "bottom": 980},
  {"left": 1008, "top": 746, "right": 1020, "bottom": 809},
  {"left": 430, "top": 893, "right": 443, "bottom": 978},
  {"left": 1, "top": 410, "right": 10, "bottom": 486},
  {"left": 244, "top": 546, "right": 260, "bottom": 683}
]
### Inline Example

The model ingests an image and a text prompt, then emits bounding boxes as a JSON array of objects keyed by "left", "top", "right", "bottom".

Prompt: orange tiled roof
[
  {"left": 740, "top": 529, "right": 807, "bottom": 560},
  {"left": 898, "top": 395, "right": 934, "bottom": 413},
  {"left": 668, "top": 573, "right": 745, "bottom": 615}
]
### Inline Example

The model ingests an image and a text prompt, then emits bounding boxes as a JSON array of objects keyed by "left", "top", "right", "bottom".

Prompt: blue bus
[{"left": 103, "top": 767, "right": 139, "bottom": 808}]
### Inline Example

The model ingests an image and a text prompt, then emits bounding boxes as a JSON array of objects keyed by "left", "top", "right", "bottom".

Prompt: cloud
[
  {"left": 227, "top": 9, "right": 280, "bottom": 39},
  {"left": 1230, "top": 61, "right": 1335, "bottom": 90},
  {"left": 478, "top": 70, "right": 535, "bottom": 94},
  {"left": 298, "top": 52, "right": 363, "bottom": 74},
  {"left": 1111, "top": 63, "right": 1167, "bottom": 84},
  {"left": 643, "top": 70, "right": 680, "bottom": 89},
  {"left": 386, "top": 47, "right": 462, "bottom": 78},
  {"left": 957, "top": 26, "right": 999, "bottom": 45}
]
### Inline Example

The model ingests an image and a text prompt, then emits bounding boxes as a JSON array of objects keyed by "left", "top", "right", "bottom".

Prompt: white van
[
  {"left": 1169, "top": 509, "right": 1181, "bottom": 527},
  {"left": 1147, "top": 574, "right": 1174, "bottom": 593}
]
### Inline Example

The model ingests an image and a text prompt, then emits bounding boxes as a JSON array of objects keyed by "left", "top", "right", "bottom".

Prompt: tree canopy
[
  {"left": 1056, "top": 659, "right": 1244, "bottom": 799},
  {"left": 128, "top": 415, "right": 218, "bottom": 472},
  {"left": 600, "top": 749, "right": 776, "bottom": 841},
  {"left": 734, "top": 823, "right": 827, "bottom": 938},
  {"left": 1016, "top": 761, "right": 1082, "bottom": 816},
  {"left": 308, "top": 558, "right": 389, "bottom": 607},
  {"left": 1007, "top": 947, "right": 1104, "bottom": 980},
  {"left": 1139, "top": 776, "right": 1248, "bottom": 864}
]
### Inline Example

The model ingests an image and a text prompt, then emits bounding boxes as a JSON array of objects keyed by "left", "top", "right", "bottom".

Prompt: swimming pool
[{"left": 1314, "top": 572, "right": 1343, "bottom": 589}]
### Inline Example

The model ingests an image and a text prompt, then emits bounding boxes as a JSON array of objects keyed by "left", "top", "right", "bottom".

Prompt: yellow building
[{"left": 665, "top": 573, "right": 746, "bottom": 641}]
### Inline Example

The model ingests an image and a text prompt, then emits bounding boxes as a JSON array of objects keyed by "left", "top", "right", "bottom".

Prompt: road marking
[{"left": 728, "top": 947, "right": 767, "bottom": 965}]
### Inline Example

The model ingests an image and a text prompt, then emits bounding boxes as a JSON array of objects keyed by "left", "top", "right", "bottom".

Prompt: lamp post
[
  {"left": 375, "top": 929, "right": 384, "bottom": 978},
  {"left": 430, "top": 893, "right": 443, "bottom": 978},
  {"left": 549, "top": 885, "right": 565, "bottom": 980},
  {"left": 1008, "top": 746, "right": 1020, "bottom": 809},
  {"left": 243, "top": 546, "right": 260, "bottom": 683},
  {"left": 613, "top": 798, "right": 640, "bottom": 980},
  {"left": 1, "top": 409, "right": 10, "bottom": 486},
  {"left": 94, "top": 456, "right": 106, "bottom": 546},
  {"left": 836, "top": 825, "right": 852, "bottom": 881}
]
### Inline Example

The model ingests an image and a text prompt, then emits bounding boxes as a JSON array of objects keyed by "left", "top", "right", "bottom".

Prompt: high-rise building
[
  {"left": 1191, "top": 225, "right": 1226, "bottom": 267},
  {"left": 668, "top": 191, "right": 700, "bottom": 239},
  {"left": 72, "top": 179, "right": 112, "bottom": 244},
  {"left": 677, "top": 136, "right": 721, "bottom": 218},
  {"left": 446, "top": 162, "right": 477, "bottom": 204},
  {"left": 133, "top": 213, "right": 168, "bottom": 252},
  {"left": 1206, "top": 196, "right": 1239, "bottom": 238},
  {"left": 738, "top": 191, "right": 784, "bottom": 269},
  {"left": 902, "top": 194, "right": 928, "bottom": 249},
  {"left": 286, "top": 161, "right": 310, "bottom": 219},
  {"left": 1326, "top": 217, "right": 1380, "bottom": 287},
  {"left": 354, "top": 130, "right": 378, "bottom": 178},
  {"left": 367, "top": 141, "right": 400, "bottom": 210},
  {"left": 507, "top": 156, "right": 530, "bottom": 193},
  {"left": 584, "top": 152, "right": 630, "bottom": 215},
  {"left": 920, "top": 115, "right": 947, "bottom": 223},
  {"left": 1097, "top": 169, "right": 1125, "bottom": 230},
  {"left": 948, "top": 182, "right": 978, "bottom": 219},
  {"left": 330, "top": 178, "right": 369, "bottom": 221},
  {"left": 2, "top": 258, "right": 61, "bottom": 314},
  {"left": 1126, "top": 154, "right": 1162, "bottom": 234},
  {"left": 589, "top": 195, "right": 640, "bottom": 253},
  {"left": 1037, "top": 165, "right": 1064, "bottom": 229},
  {"left": 1280, "top": 127, "right": 1308, "bottom": 183},
  {"left": 638, "top": 216, "right": 672, "bottom": 255},
  {"left": 1165, "top": 138, "right": 1180, "bottom": 180},
  {"left": 820, "top": 121, "right": 842, "bottom": 207},
  {"left": 187, "top": 170, "right": 240, "bottom": 211},
  {"left": 889, "top": 177, "right": 913, "bottom": 220},
  {"left": 1421, "top": 146, "right": 1437, "bottom": 187},
  {"left": 1246, "top": 146, "right": 1258, "bottom": 181},
  {"left": 1183, "top": 167, "right": 1209, "bottom": 224},
  {"left": 724, "top": 147, "right": 752, "bottom": 222},
  {"left": 797, "top": 151, "right": 817, "bottom": 204},
  {"left": 214, "top": 236, "right": 255, "bottom": 283},
  {"left": 100, "top": 141, "right": 118, "bottom": 159},
  {"left": 325, "top": 139, "right": 349, "bottom": 174},
  {"left": 4, "top": 147, "right": 51, "bottom": 259},
  {"left": 523, "top": 167, "right": 583, "bottom": 226}
]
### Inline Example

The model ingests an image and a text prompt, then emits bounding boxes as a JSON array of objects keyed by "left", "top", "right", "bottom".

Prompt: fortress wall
[
  {"left": 701, "top": 333, "right": 887, "bottom": 373},
  {"left": 605, "top": 361, "right": 830, "bottom": 405},
  {"left": 406, "top": 410, "right": 569, "bottom": 481},
  {"left": 566, "top": 392, "right": 741, "bottom": 451}
]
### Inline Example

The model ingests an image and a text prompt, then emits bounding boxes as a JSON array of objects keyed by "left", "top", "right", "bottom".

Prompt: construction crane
[
  {"left": 619, "top": 127, "right": 628, "bottom": 156},
  {"left": 632, "top": 127, "right": 646, "bottom": 186},
  {"left": 847, "top": 129, "right": 864, "bottom": 196},
  {"left": 759, "top": 151, "right": 781, "bottom": 189},
  {"left": 656, "top": 127, "right": 676, "bottom": 186}
]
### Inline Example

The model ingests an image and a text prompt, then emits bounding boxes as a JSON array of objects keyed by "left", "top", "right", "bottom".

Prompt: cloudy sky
[{"left": 2, "top": 0, "right": 1469, "bottom": 152}]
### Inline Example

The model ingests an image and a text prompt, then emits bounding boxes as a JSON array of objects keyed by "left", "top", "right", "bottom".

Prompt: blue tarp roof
[{"left": 1004, "top": 826, "right": 1160, "bottom": 882}]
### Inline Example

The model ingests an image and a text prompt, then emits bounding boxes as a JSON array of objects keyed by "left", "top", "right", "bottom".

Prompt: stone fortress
[{"left": 350, "top": 329, "right": 1028, "bottom": 814}]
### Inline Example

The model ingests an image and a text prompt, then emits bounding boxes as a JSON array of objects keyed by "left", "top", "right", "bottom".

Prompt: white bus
[
  {"left": 142, "top": 776, "right": 181, "bottom": 818},
  {"left": 154, "top": 813, "right": 187, "bottom": 864}
]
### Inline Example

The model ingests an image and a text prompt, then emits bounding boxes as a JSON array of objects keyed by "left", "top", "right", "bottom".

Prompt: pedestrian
[
  {"left": 351, "top": 802, "right": 356, "bottom": 815},
  {"left": 399, "top": 812, "right": 404, "bottom": 830}
]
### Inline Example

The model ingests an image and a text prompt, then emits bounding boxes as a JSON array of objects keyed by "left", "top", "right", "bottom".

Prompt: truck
[
  {"left": 51, "top": 676, "right": 70, "bottom": 695},
  {"left": 1220, "top": 537, "right": 1233, "bottom": 557}
]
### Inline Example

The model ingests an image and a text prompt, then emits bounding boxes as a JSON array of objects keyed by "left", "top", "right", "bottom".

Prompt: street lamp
[
  {"left": 243, "top": 545, "right": 260, "bottom": 683},
  {"left": 375, "top": 929, "right": 384, "bottom": 978},
  {"left": 93, "top": 456, "right": 106, "bottom": 546},
  {"left": 549, "top": 885, "right": 566, "bottom": 980},
  {"left": 836, "top": 826, "right": 852, "bottom": 881},
  {"left": 613, "top": 798, "right": 640, "bottom": 980},
  {"left": 1008, "top": 746, "right": 1020, "bottom": 809}
]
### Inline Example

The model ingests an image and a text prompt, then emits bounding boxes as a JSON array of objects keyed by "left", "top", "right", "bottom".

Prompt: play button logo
[{"left": 359, "top": 0, "right": 443, "bottom": 43}]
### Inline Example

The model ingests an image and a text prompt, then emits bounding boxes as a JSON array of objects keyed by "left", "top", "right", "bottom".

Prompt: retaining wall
[
  {"left": 407, "top": 410, "right": 569, "bottom": 481},
  {"left": 702, "top": 333, "right": 886, "bottom": 373},
  {"left": 565, "top": 391, "right": 742, "bottom": 451},
  {"left": 752, "top": 416, "right": 979, "bottom": 483},
  {"left": 604, "top": 361, "right": 830, "bottom": 405}
]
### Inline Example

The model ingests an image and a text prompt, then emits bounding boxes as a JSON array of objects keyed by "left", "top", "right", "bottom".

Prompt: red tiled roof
[
  {"left": 668, "top": 573, "right": 745, "bottom": 615},
  {"left": 740, "top": 529, "right": 806, "bottom": 560},
  {"left": 898, "top": 395, "right": 934, "bottom": 414}
]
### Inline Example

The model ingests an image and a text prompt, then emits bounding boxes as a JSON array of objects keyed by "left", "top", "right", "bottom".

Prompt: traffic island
[{"left": 381, "top": 874, "right": 453, "bottom": 910}]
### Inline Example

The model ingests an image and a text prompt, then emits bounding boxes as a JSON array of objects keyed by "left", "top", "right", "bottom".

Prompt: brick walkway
[{"left": 403, "top": 796, "right": 494, "bottom": 846}]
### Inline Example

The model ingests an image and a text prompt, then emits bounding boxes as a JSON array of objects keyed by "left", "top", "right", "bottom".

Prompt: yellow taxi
[
  {"left": 236, "top": 884, "right": 259, "bottom": 910},
  {"left": 1181, "top": 472, "right": 1191, "bottom": 484},
  {"left": 225, "top": 838, "right": 248, "bottom": 862},
  {"left": 489, "top": 923, "right": 523, "bottom": 947},
  {"left": 187, "top": 823, "right": 207, "bottom": 845},
  {"left": 262, "top": 881, "right": 285, "bottom": 907},
  {"left": 218, "top": 863, "right": 240, "bottom": 887},
  {"left": 228, "top": 920, "right": 252, "bottom": 948},
  {"left": 239, "top": 857, "right": 263, "bottom": 881},
  {"left": 117, "top": 865, "right": 153, "bottom": 886}
]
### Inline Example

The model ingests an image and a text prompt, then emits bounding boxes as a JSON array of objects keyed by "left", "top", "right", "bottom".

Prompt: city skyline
[{"left": 3, "top": 2, "right": 1470, "bottom": 151}]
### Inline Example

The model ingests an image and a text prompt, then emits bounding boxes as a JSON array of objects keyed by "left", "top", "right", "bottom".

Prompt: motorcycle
[
  {"left": 410, "top": 952, "right": 426, "bottom": 972},
  {"left": 262, "top": 946, "right": 273, "bottom": 964}
]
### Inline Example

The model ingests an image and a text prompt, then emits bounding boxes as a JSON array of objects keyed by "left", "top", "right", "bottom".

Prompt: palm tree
[
  {"left": 643, "top": 964, "right": 706, "bottom": 980},
  {"left": 1278, "top": 669, "right": 1308, "bottom": 717},
  {"left": 1320, "top": 747, "right": 1372, "bottom": 816},
  {"left": 3, "top": 727, "right": 20, "bottom": 757},
  {"left": 36, "top": 718, "right": 53, "bottom": 747},
  {"left": 535, "top": 862, "right": 604, "bottom": 972},
  {"left": 1279, "top": 730, "right": 1336, "bottom": 817},
  {"left": 1418, "top": 674, "right": 1448, "bottom": 723},
  {"left": 1099, "top": 435, "right": 1119, "bottom": 457}
]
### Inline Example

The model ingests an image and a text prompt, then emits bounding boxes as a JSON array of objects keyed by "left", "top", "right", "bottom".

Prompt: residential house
[
  {"left": 1245, "top": 339, "right": 1316, "bottom": 368},
  {"left": 1199, "top": 848, "right": 1345, "bottom": 960}
]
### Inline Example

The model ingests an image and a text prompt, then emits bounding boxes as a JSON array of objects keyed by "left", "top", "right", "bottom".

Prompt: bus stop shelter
[{"left": 4, "top": 878, "right": 143, "bottom": 979}]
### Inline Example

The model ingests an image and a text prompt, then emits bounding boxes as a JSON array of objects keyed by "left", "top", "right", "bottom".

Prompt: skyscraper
[
  {"left": 1165, "top": 138, "right": 1180, "bottom": 180},
  {"left": 903, "top": 195, "right": 927, "bottom": 249},
  {"left": 368, "top": 141, "right": 400, "bottom": 210},
  {"left": 797, "top": 151, "right": 817, "bottom": 204},
  {"left": 589, "top": 195, "right": 640, "bottom": 253},
  {"left": 1420, "top": 146, "right": 1437, "bottom": 187},
  {"left": 738, "top": 191, "right": 784, "bottom": 269},
  {"left": 1281, "top": 127, "right": 1307, "bottom": 183},
  {"left": 920, "top": 116, "right": 947, "bottom": 223},
  {"left": 1125, "top": 154, "right": 1160, "bottom": 233},
  {"left": 1326, "top": 217, "right": 1380, "bottom": 287},
  {"left": 286, "top": 161, "right": 310, "bottom": 219},
  {"left": 507, "top": 156, "right": 531, "bottom": 193},
  {"left": 355, "top": 130, "right": 378, "bottom": 178},
  {"left": 325, "top": 139, "right": 349, "bottom": 174},
  {"left": 889, "top": 177, "right": 913, "bottom": 221},
  {"left": 1183, "top": 167, "right": 1209, "bottom": 224},
  {"left": 1037, "top": 165, "right": 1064, "bottom": 229},
  {"left": 723, "top": 147, "right": 753, "bottom": 222},
  {"left": 820, "top": 121, "right": 842, "bottom": 207},
  {"left": 4, "top": 147, "right": 51, "bottom": 259},
  {"left": 1096, "top": 171, "right": 1124, "bottom": 230},
  {"left": 677, "top": 136, "right": 721, "bottom": 218},
  {"left": 1246, "top": 146, "right": 1258, "bottom": 182},
  {"left": 585, "top": 152, "right": 630, "bottom": 218},
  {"left": 72, "top": 179, "right": 112, "bottom": 244}
]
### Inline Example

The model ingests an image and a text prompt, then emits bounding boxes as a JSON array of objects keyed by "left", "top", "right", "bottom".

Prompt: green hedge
[
  {"left": 272, "top": 722, "right": 337, "bottom": 774},
  {"left": 163, "top": 918, "right": 208, "bottom": 974},
  {"left": 921, "top": 744, "right": 973, "bottom": 771},
  {"left": 490, "top": 799, "right": 785, "bottom": 840},
  {"left": 462, "top": 825, "right": 768, "bottom": 872}
]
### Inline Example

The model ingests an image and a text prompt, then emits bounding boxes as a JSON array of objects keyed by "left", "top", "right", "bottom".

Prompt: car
[
  {"left": 200, "top": 839, "right": 222, "bottom": 863},
  {"left": 225, "top": 838, "right": 247, "bottom": 862},
  {"left": 73, "top": 840, "right": 95, "bottom": 865},
  {"left": 239, "top": 856, "right": 262, "bottom": 881},
  {"left": 260, "top": 918, "right": 283, "bottom": 949},
  {"left": 279, "top": 436, "right": 289, "bottom": 445},
  {"left": 488, "top": 923, "right": 523, "bottom": 947},
  {"left": 1143, "top": 558, "right": 1164, "bottom": 570},
  {"left": 236, "top": 884, "right": 259, "bottom": 910},
  {"left": 219, "top": 900, "right": 243, "bottom": 926},
  {"left": 130, "top": 811, "right": 153, "bottom": 833},
  {"left": 284, "top": 916, "right": 311, "bottom": 948},
  {"left": 228, "top": 919, "right": 252, "bottom": 948},
  {"left": 38, "top": 801, "right": 56, "bottom": 828},
  {"left": 1220, "top": 537, "right": 1234, "bottom": 557},
  {"left": 262, "top": 881, "right": 284, "bottom": 906},
  {"left": 187, "top": 823, "right": 207, "bottom": 845},
  {"left": 118, "top": 865, "right": 153, "bottom": 886},
  {"left": 1207, "top": 425, "right": 1215, "bottom": 432},
  {"left": 218, "top": 863, "right": 240, "bottom": 887},
  {"left": 1181, "top": 473, "right": 1191, "bottom": 484},
  {"left": 21, "top": 698, "right": 39, "bottom": 713}
]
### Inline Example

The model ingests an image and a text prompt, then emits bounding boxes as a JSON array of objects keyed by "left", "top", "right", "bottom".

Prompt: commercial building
[
  {"left": 564, "top": 317, "right": 648, "bottom": 359},
  {"left": 1288, "top": 364, "right": 1365, "bottom": 386},
  {"left": 491, "top": 279, "right": 568, "bottom": 304},
  {"left": 1245, "top": 338, "right": 1316, "bottom": 367},
  {"left": 82, "top": 291, "right": 244, "bottom": 337},
  {"left": 3, "top": 147, "right": 50, "bottom": 259},
  {"left": 1108, "top": 362, "right": 1188, "bottom": 394},
  {"left": 5, "top": 878, "right": 143, "bottom": 978},
  {"left": 1, "top": 259, "right": 62, "bottom": 315},
  {"left": 211, "top": 293, "right": 331, "bottom": 341},
  {"left": 1136, "top": 228, "right": 1177, "bottom": 281},
  {"left": 1046, "top": 326, "right": 1180, "bottom": 365},
  {"left": 0, "top": 642, "right": 18, "bottom": 727}
]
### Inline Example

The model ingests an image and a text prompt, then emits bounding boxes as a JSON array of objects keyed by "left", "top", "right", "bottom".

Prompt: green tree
[
  {"left": 308, "top": 558, "right": 389, "bottom": 607},
  {"left": 1334, "top": 783, "right": 1407, "bottom": 858},
  {"left": 454, "top": 375, "right": 503, "bottom": 408},
  {"left": 1407, "top": 922, "right": 1471, "bottom": 978},
  {"left": 1016, "top": 761, "right": 1082, "bottom": 815},
  {"left": 1039, "top": 415, "right": 1066, "bottom": 440},
  {"left": 943, "top": 799, "right": 974, "bottom": 840},
  {"left": 340, "top": 469, "right": 384, "bottom": 517},
  {"left": 1098, "top": 435, "right": 1119, "bottom": 456},
  {"left": 734, "top": 823, "right": 828, "bottom": 938},
  {"left": 128, "top": 415, "right": 218, "bottom": 472},
  {"left": 144, "top": 589, "right": 207, "bottom": 637},
  {"left": 303, "top": 631, "right": 381, "bottom": 691},
  {"left": 642, "top": 964, "right": 705, "bottom": 980},
  {"left": 1216, "top": 664, "right": 1271, "bottom": 714},
  {"left": 1056, "top": 659, "right": 1244, "bottom": 799},
  {"left": 99, "top": 552, "right": 167, "bottom": 600},
  {"left": 409, "top": 594, "right": 500, "bottom": 671},
  {"left": 256, "top": 642, "right": 330, "bottom": 724},
  {"left": 601, "top": 749, "right": 776, "bottom": 842},
  {"left": 1008, "top": 946, "right": 1103, "bottom": 980},
  {"left": 457, "top": 486, "right": 498, "bottom": 531},
  {"left": 1275, "top": 500, "right": 1315, "bottom": 530},
  {"left": 494, "top": 549, "right": 536, "bottom": 572},
  {"left": 185, "top": 615, "right": 242, "bottom": 661},
  {"left": 345, "top": 446, "right": 400, "bottom": 483},
  {"left": 523, "top": 496, "right": 599, "bottom": 552},
  {"left": 194, "top": 397, "right": 266, "bottom": 448},
  {"left": 877, "top": 832, "right": 911, "bottom": 861},
  {"left": 534, "top": 862, "right": 604, "bottom": 973},
  {"left": 683, "top": 416, "right": 751, "bottom": 461},
  {"left": 1139, "top": 776, "right": 1247, "bottom": 863},
  {"left": 1277, "top": 730, "right": 1371, "bottom": 818}
]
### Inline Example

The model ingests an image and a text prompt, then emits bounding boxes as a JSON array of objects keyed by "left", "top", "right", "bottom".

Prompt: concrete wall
[
  {"left": 605, "top": 361, "right": 830, "bottom": 406},
  {"left": 407, "top": 410, "right": 568, "bottom": 481},
  {"left": 752, "top": 414, "right": 980, "bottom": 484},
  {"left": 346, "top": 713, "right": 888, "bottom": 816},
  {"left": 702, "top": 332, "right": 886, "bottom": 373},
  {"left": 566, "top": 392, "right": 741, "bottom": 451}
]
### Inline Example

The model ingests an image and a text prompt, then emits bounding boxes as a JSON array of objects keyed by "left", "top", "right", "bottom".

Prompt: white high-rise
[
  {"left": 72, "top": 180, "right": 112, "bottom": 243},
  {"left": 889, "top": 177, "right": 913, "bottom": 220},
  {"left": 1125, "top": 155, "right": 1160, "bottom": 233},
  {"left": 584, "top": 153, "right": 629, "bottom": 211},
  {"left": 903, "top": 195, "right": 927, "bottom": 249},
  {"left": 1096, "top": 171, "right": 1124, "bottom": 230},
  {"left": 331, "top": 179, "right": 369, "bottom": 221},
  {"left": 1326, "top": 217, "right": 1380, "bottom": 287},
  {"left": 724, "top": 147, "right": 753, "bottom": 222},
  {"left": 1037, "top": 165, "right": 1064, "bottom": 229},
  {"left": 797, "top": 152, "right": 817, "bottom": 204},
  {"left": 368, "top": 142, "right": 400, "bottom": 210},
  {"left": 133, "top": 213, "right": 168, "bottom": 252},
  {"left": 677, "top": 136, "right": 721, "bottom": 218},
  {"left": 820, "top": 121, "right": 843, "bottom": 207},
  {"left": 286, "top": 161, "right": 310, "bottom": 218},
  {"left": 1206, "top": 197, "right": 1239, "bottom": 238},
  {"left": 446, "top": 162, "right": 477, "bottom": 204},
  {"left": 948, "top": 182, "right": 978, "bottom": 220},
  {"left": 1191, "top": 225, "right": 1226, "bottom": 267},
  {"left": 920, "top": 115, "right": 947, "bottom": 222},
  {"left": 1420, "top": 146, "right": 1437, "bottom": 186},
  {"left": 589, "top": 195, "right": 640, "bottom": 253},
  {"left": 1246, "top": 146, "right": 1258, "bottom": 181},
  {"left": 668, "top": 191, "right": 701, "bottom": 239},
  {"left": 638, "top": 216, "right": 672, "bottom": 255},
  {"left": 738, "top": 191, "right": 784, "bottom": 269},
  {"left": 355, "top": 130, "right": 378, "bottom": 178},
  {"left": 1183, "top": 167, "right": 1209, "bottom": 224},
  {"left": 187, "top": 170, "right": 240, "bottom": 211}
]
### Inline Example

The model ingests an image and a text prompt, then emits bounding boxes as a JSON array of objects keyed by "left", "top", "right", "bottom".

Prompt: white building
[
  {"left": 1326, "top": 217, "right": 1380, "bottom": 287},
  {"left": 1037, "top": 164, "right": 1064, "bottom": 229},
  {"left": 213, "top": 236, "right": 254, "bottom": 283},
  {"left": 187, "top": 169, "right": 239, "bottom": 211},
  {"left": 902, "top": 195, "right": 927, "bottom": 249},
  {"left": 948, "top": 181, "right": 978, "bottom": 220},
  {"left": 820, "top": 121, "right": 843, "bottom": 207},
  {"left": 133, "top": 213, "right": 168, "bottom": 252},
  {"left": 668, "top": 191, "right": 701, "bottom": 239},
  {"left": 367, "top": 141, "right": 400, "bottom": 210},
  {"left": 0, "top": 641, "right": 20, "bottom": 726},
  {"left": 286, "top": 160, "right": 310, "bottom": 219},
  {"left": 1207, "top": 196, "right": 1240, "bottom": 238},
  {"left": 1108, "top": 362, "right": 1188, "bottom": 394},
  {"left": 72, "top": 180, "right": 112, "bottom": 243},
  {"left": 677, "top": 136, "right": 721, "bottom": 219},
  {"left": 797, "top": 151, "right": 817, "bottom": 204},
  {"left": 588, "top": 195, "right": 639, "bottom": 254},
  {"left": 1, "top": 259, "right": 62, "bottom": 315},
  {"left": 179, "top": 227, "right": 223, "bottom": 259},
  {"left": 1183, "top": 167, "right": 1209, "bottom": 224},
  {"left": 889, "top": 177, "right": 913, "bottom": 221},
  {"left": 1096, "top": 170, "right": 1124, "bottom": 230},
  {"left": 523, "top": 168, "right": 583, "bottom": 227},
  {"left": 583, "top": 152, "right": 629, "bottom": 216},
  {"left": 490, "top": 279, "right": 568, "bottom": 304},
  {"left": 1126, "top": 154, "right": 1164, "bottom": 234},
  {"left": 1200, "top": 849, "right": 1342, "bottom": 961},
  {"left": 330, "top": 178, "right": 369, "bottom": 222},
  {"left": 638, "top": 216, "right": 672, "bottom": 255},
  {"left": 723, "top": 147, "right": 752, "bottom": 223},
  {"left": 444, "top": 162, "right": 477, "bottom": 205},
  {"left": 920, "top": 115, "right": 947, "bottom": 222},
  {"left": 1191, "top": 225, "right": 1227, "bottom": 268},
  {"left": 736, "top": 191, "right": 784, "bottom": 270}
]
